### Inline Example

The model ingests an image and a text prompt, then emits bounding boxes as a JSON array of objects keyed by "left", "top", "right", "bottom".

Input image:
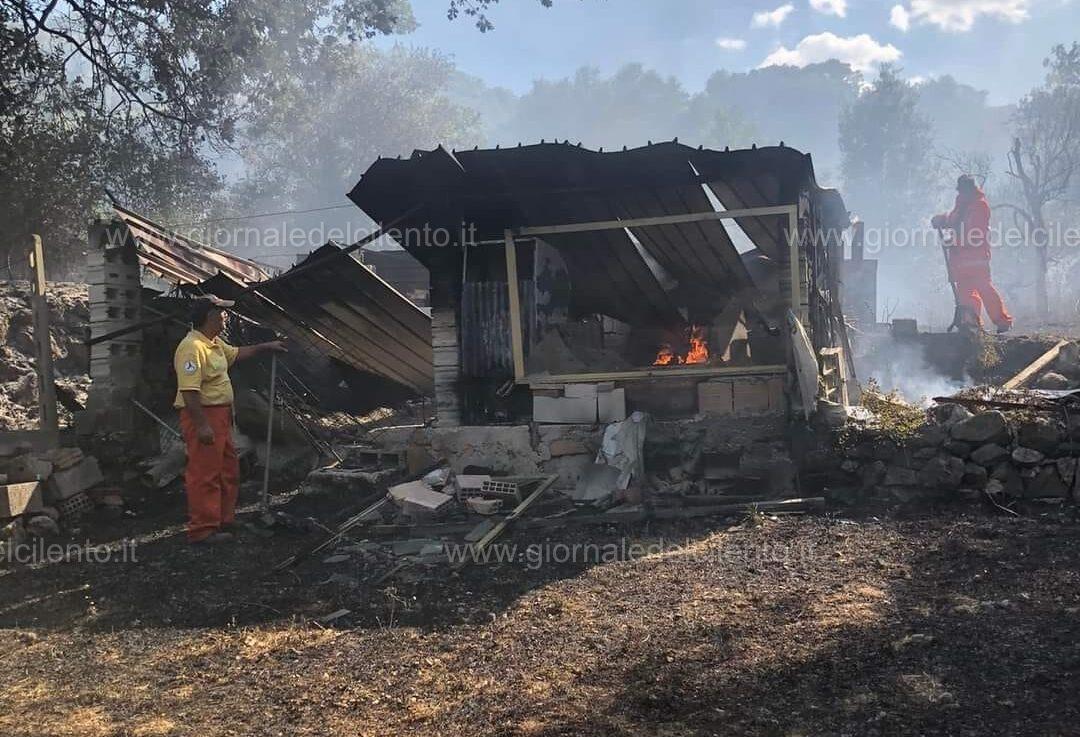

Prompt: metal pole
[
  {"left": 260, "top": 353, "right": 278, "bottom": 512},
  {"left": 131, "top": 399, "right": 182, "bottom": 439}
]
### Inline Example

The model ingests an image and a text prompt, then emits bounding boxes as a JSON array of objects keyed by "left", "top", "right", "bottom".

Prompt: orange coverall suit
[
  {"left": 173, "top": 330, "right": 240, "bottom": 542},
  {"left": 936, "top": 189, "right": 1013, "bottom": 330}
]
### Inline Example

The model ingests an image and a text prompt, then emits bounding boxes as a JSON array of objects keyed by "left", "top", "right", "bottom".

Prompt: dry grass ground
[{"left": 1, "top": 500, "right": 1079, "bottom": 736}]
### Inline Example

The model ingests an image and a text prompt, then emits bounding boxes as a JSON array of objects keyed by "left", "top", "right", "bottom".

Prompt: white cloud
[
  {"left": 716, "top": 37, "right": 748, "bottom": 50},
  {"left": 809, "top": 0, "right": 848, "bottom": 17},
  {"left": 890, "top": 3, "right": 912, "bottom": 30},
  {"left": 759, "top": 32, "right": 902, "bottom": 72},
  {"left": 890, "top": 0, "right": 1030, "bottom": 32},
  {"left": 751, "top": 3, "right": 795, "bottom": 28}
]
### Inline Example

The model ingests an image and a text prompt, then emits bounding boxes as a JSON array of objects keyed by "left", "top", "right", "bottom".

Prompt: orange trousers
[
  {"left": 952, "top": 260, "right": 1013, "bottom": 329},
  {"left": 179, "top": 405, "right": 239, "bottom": 542}
]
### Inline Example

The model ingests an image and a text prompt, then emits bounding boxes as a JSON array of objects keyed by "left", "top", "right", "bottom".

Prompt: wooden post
[
  {"left": 29, "top": 236, "right": 59, "bottom": 434},
  {"left": 504, "top": 230, "right": 526, "bottom": 382}
]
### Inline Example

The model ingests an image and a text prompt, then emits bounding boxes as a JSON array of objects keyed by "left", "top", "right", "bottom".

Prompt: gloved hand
[{"left": 931, "top": 214, "right": 946, "bottom": 229}]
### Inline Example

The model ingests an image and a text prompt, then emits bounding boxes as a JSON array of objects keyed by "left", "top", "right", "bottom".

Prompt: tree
[
  {"left": 839, "top": 64, "right": 937, "bottom": 228},
  {"left": 446, "top": 0, "right": 553, "bottom": 31},
  {"left": 1005, "top": 43, "right": 1080, "bottom": 318},
  {"left": 0, "top": 49, "right": 220, "bottom": 277},
  {"left": 704, "top": 107, "right": 758, "bottom": 151},
  {"left": 2, "top": 0, "right": 417, "bottom": 143},
  {"left": 0, "top": 0, "right": 543, "bottom": 274},
  {"left": 691, "top": 61, "right": 860, "bottom": 179},
  {"left": 226, "top": 44, "right": 480, "bottom": 257},
  {"left": 493, "top": 64, "right": 691, "bottom": 149}
]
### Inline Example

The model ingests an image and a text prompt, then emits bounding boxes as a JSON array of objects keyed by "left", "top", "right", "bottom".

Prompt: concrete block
[
  {"left": 7, "top": 454, "right": 53, "bottom": 483},
  {"left": 420, "top": 425, "right": 541, "bottom": 475},
  {"left": 598, "top": 388, "right": 627, "bottom": 423},
  {"left": 537, "top": 424, "right": 603, "bottom": 446},
  {"left": 548, "top": 439, "right": 591, "bottom": 457},
  {"left": 732, "top": 379, "right": 771, "bottom": 413},
  {"left": 732, "top": 377, "right": 786, "bottom": 415},
  {"left": 388, "top": 481, "right": 452, "bottom": 518},
  {"left": 533, "top": 396, "right": 597, "bottom": 424},
  {"left": 564, "top": 383, "right": 598, "bottom": 399},
  {"left": 698, "top": 380, "right": 734, "bottom": 415},
  {"left": 0, "top": 482, "right": 43, "bottom": 517},
  {"left": 46, "top": 457, "right": 104, "bottom": 502}
]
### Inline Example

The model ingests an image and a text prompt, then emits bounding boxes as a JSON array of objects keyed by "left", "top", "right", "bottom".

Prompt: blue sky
[{"left": 382, "top": 0, "right": 1079, "bottom": 104}]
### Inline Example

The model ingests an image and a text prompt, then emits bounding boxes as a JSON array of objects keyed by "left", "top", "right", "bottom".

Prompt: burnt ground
[{"left": 1, "top": 486, "right": 1079, "bottom": 737}]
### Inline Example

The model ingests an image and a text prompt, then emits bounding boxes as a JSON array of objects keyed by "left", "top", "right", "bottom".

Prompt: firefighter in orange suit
[
  {"left": 174, "top": 296, "right": 285, "bottom": 544},
  {"left": 931, "top": 174, "right": 1013, "bottom": 333}
]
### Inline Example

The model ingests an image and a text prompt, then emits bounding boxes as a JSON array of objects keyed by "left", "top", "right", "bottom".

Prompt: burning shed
[{"left": 350, "top": 141, "right": 855, "bottom": 427}]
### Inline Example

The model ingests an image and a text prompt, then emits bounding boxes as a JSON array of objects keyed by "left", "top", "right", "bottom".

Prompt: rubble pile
[
  {"left": 0, "top": 281, "right": 89, "bottom": 430},
  {"left": 834, "top": 394, "right": 1080, "bottom": 505},
  {"left": 0, "top": 446, "right": 108, "bottom": 548},
  {"left": 294, "top": 453, "right": 561, "bottom": 583}
]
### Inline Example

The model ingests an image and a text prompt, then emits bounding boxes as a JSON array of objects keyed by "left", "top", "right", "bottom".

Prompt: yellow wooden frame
[{"left": 504, "top": 204, "right": 802, "bottom": 384}]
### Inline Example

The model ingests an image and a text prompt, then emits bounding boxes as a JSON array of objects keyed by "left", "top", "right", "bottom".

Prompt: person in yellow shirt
[{"left": 174, "top": 296, "right": 285, "bottom": 544}]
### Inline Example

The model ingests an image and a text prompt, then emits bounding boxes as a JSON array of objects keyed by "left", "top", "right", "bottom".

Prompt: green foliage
[{"left": 0, "top": 0, "right": 519, "bottom": 274}]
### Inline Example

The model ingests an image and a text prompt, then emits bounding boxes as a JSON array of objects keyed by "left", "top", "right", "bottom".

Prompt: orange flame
[
  {"left": 685, "top": 325, "right": 709, "bottom": 364},
  {"left": 654, "top": 345, "right": 677, "bottom": 365},
  {"left": 653, "top": 325, "right": 709, "bottom": 366}
]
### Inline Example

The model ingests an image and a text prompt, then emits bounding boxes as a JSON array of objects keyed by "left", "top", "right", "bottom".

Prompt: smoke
[{"left": 855, "top": 335, "right": 969, "bottom": 406}]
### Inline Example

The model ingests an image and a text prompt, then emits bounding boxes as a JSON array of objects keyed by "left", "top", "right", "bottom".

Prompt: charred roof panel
[
  {"left": 348, "top": 142, "right": 844, "bottom": 327},
  {"left": 113, "top": 201, "right": 434, "bottom": 394},
  {"left": 112, "top": 204, "right": 275, "bottom": 285},
  {"left": 207, "top": 245, "right": 433, "bottom": 394}
]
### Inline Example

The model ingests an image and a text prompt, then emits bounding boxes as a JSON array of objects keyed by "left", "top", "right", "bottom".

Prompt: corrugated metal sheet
[
  {"left": 204, "top": 245, "right": 433, "bottom": 394},
  {"left": 460, "top": 281, "right": 534, "bottom": 377},
  {"left": 112, "top": 204, "right": 275, "bottom": 285},
  {"left": 111, "top": 203, "right": 433, "bottom": 394}
]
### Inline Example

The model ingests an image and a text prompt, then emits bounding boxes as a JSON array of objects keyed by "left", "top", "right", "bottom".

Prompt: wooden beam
[
  {"left": 515, "top": 204, "right": 797, "bottom": 237},
  {"left": 29, "top": 236, "right": 58, "bottom": 434},
  {"left": 453, "top": 474, "right": 559, "bottom": 570},
  {"left": 1003, "top": 339, "right": 1070, "bottom": 390},
  {"left": 527, "top": 364, "right": 787, "bottom": 387},
  {"left": 787, "top": 207, "right": 804, "bottom": 324},
  {"left": 504, "top": 230, "right": 527, "bottom": 382}
]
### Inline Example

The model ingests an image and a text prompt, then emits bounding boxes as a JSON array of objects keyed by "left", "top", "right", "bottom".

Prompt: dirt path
[{"left": 1, "top": 504, "right": 1079, "bottom": 736}]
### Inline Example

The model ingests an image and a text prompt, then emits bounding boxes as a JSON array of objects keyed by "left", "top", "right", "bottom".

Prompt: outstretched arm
[{"left": 235, "top": 341, "right": 287, "bottom": 362}]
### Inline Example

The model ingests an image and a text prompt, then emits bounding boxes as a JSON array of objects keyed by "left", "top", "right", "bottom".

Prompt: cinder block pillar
[{"left": 80, "top": 220, "right": 143, "bottom": 435}]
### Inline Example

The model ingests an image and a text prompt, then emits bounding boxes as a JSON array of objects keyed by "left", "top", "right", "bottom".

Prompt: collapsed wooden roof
[
  {"left": 110, "top": 205, "right": 433, "bottom": 394},
  {"left": 203, "top": 245, "right": 433, "bottom": 394}
]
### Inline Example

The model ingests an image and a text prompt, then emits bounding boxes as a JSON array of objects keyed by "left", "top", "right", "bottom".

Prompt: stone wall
[{"left": 835, "top": 406, "right": 1080, "bottom": 504}]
